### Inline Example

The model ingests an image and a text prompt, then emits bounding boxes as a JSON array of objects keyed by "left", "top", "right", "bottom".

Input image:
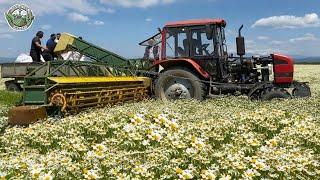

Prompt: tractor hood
[{"left": 271, "top": 53, "right": 294, "bottom": 84}]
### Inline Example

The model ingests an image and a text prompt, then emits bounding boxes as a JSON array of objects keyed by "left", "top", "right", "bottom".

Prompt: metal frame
[{"left": 22, "top": 60, "right": 137, "bottom": 106}]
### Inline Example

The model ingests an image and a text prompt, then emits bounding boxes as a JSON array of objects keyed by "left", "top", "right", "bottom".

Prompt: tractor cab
[
  {"left": 162, "top": 19, "right": 227, "bottom": 60},
  {"left": 140, "top": 19, "right": 228, "bottom": 79}
]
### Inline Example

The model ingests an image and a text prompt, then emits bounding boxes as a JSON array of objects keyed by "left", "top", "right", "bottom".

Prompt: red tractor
[{"left": 140, "top": 18, "right": 311, "bottom": 100}]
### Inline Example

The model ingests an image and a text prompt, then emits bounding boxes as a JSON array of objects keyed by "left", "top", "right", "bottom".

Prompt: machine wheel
[
  {"left": 249, "top": 89, "right": 263, "bottom": 100},
  {"left": 5, "top": 81, "right": 21, "bottom": 92},
  {"left": 155, "top": 68, "right": 206, "bottom": 100},
  {"left": 292, "top": 83, "right": 311, "bottom": 98},
  {"left": 261, "top": 88, "right": 291, "bottom": 101},
  {"left": 49, "top": 92, "right": 68, "bottom": 112}
]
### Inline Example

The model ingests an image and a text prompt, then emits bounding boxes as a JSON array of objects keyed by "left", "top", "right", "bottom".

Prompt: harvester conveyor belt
[{"left": 54, "top": 33, "right": 129, "bottom": 67}]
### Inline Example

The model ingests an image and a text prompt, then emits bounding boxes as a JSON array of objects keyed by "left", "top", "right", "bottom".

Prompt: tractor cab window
[
  {"left": 165, "top": 28, "right": 188, "bottom": 58},
  {"left": 190, "top": 28, "right": 214, "bottom": 57}
]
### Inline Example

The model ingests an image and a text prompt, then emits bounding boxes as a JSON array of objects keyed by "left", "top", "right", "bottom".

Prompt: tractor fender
[
  {"left": 248, "top": 82, "right": 273, "bottom": 97},
  {"left": 151, "top": 59, "right": 210, "bottom": 79}
]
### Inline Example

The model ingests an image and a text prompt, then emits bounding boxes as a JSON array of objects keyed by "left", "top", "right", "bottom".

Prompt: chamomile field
[{"left": 0, "top": 65, "right": 319, "bottom": 179}]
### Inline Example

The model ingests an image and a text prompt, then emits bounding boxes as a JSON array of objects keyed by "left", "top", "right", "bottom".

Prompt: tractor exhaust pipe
[
  {"left": 238, "top": 25, "right": 244, "bottom": 37},
  {"left": 236, "top": 25, "right": 246, "bottom": 63}
]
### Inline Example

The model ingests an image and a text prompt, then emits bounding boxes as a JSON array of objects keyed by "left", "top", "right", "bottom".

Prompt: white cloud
[
  {"left": 99, "top": 0, "right": 176, "bottom": 8},
  {"left": 245, "top": 39, "right": 255, "bottom": 46},
  {"left": 67, "top": 12, "right": 90, "bottom": 22},
  {"left": 270, "top": 40, "right": 284, "bottom": 45},
  {"left": 105, "top": 8, "right": 116, "bottom": 14},
  {"left": 257, "top": 36, "right": 269, "bottom": 40},
  {"left": 252, "top": 13, "right": 320, "bottom": 28},
  {"left": 0, "top": 18, "right": 12, "bottom": 34},
  {"left": 0, "top": 0, "right": 104, "bottom": 16},
  {"left": 236, "top": 39, "right": 288, "bottom": 55},
  {"left": 0, "top": 0, "right": 173, "bottom": 15},
  {"left": 41, "top": 24, "right": 52, "bottom": 30},
  {"left": 93, "top": 20, "right": 105, "bottom": 26},
  {"left": 145, "top": 18, "right": 153, "bottom": 22},
  {"left": 0, "top": 33, "right": 14, "bottom": 39},
  {"left": 233, "top": 33, "right": 320, "bottom": 57},
  {"left": 225, "top": 29, "right": 237, "bottom": 37},
  {"left": 290, "top": 33, "right": 318, "bottom": 43}
]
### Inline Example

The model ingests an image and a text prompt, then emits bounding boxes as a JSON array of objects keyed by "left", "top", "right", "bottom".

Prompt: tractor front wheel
[
  {"left": 261, "top": 88, "right": 291, "bottom": 101},
  {"left": 292, "top": 82, "right": 311, "bottom": 98},
  {"left": 155, "top": 69, "right": 205, "bottom": 101}
]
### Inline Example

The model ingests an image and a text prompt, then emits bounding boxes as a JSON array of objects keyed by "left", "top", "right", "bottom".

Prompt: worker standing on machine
[
  {"left": 30, "top": 31, "right": 47, "bottom": 62},
  {"left": 43, "top": 34, "right": 57, "bottom": 61},
  {"left": 55, "top": 33, "right": 61, "bottom": 43}
]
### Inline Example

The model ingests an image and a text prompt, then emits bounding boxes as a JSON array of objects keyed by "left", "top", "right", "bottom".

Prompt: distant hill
[
  {"left": 0, "top": 57, "right": 15, "bottom": 63},
  {"left": 294, "top": 57, "right": 320, "bottom": 64}
]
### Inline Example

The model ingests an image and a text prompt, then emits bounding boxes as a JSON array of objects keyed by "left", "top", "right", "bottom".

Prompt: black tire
[
  {"left": 292, "top": 83, "right": 311, "bottom": 98},
  {"left": 261, "top": 88, "right": 291, "bottom": 101},
  {"left": 5, "top": 81, "right": 21, "bottom": 92},
  {"left": 155, "top": 68, "right": 206, "bottom": 101}
]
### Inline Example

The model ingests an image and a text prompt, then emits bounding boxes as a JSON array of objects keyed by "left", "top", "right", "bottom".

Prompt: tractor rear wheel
[
  {"left": 155, "top": 68, "right": 206, "bottom": 100},
  {"left": 261, "top": 88, "right": 291, "bottom": 101}
]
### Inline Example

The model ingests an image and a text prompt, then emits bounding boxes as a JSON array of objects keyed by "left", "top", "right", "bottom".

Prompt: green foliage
[{"left": 0, "top": 90, "right": 21, "bottom": 109}]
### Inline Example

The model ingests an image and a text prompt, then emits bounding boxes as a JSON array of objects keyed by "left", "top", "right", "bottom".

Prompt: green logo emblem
[{"left": 4, "top": 4, "right": 35, "bottom": 31}]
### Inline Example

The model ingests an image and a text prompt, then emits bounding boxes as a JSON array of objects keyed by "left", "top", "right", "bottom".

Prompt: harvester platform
[
  {"left": 47, "top": 76, "right": 151, "bottom": 112},
  {"left": 22, "top": 73, "right": 151, "bottom": 112},
  {"left": 9, "top": 76, "right": 151, "bottom": 125}
]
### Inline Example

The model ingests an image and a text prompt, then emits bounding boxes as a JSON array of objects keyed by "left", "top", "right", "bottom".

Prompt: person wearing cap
[
  {"left": 43, "top": 34, "right": 57, "bottom": 61},
  {"left": 30, "top": 31, "right": 47, "bottom": 62}
]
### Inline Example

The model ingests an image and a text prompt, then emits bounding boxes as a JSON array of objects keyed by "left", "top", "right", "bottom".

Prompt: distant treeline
[{"left": 295, "top": 62, "right": 320, "bottom": 65}]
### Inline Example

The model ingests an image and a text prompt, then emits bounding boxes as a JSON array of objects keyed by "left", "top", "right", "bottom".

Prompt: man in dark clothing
[
  {"left": 43, "top": 34, "right": 57, "bottom": 61},
  {"left": 30, "top": 31, "right": 47, "bottom": 62}
]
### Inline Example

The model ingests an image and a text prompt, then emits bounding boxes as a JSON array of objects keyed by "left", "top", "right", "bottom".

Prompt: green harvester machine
[{"left": 8, "top": 33, "right": 152, "bottom": 125}]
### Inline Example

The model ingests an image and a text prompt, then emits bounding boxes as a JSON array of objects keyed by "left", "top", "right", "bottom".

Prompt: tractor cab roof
[
  {"left": 139, "top": 18, "right": 226, "bottom": 47},
  {"left": 165, "top": 18, "right": 226, "bottom": 28}
]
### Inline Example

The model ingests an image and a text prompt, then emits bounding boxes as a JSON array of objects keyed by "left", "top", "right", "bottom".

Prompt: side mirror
[
  {"left": 236, "top": 25, "right": 245, "bottom": 56},
  {"left": 205, "top": 25, "right": 213, "bottom": 40}
]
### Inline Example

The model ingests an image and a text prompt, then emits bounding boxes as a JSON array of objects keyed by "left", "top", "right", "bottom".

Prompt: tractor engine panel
[
  {"left": 227, "top": 60, "right": 259, "bottom": 83},
  {"left": 272, "top": 54, "right": 294, "bottom": 84}
]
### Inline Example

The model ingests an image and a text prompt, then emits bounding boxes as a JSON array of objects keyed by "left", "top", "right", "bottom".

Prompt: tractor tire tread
[
  {"left": 155, "top": 68, "right": 206, "bottom": 100},
  {"left": 261, "top": 87, "right": 291, "bottom": 101}
]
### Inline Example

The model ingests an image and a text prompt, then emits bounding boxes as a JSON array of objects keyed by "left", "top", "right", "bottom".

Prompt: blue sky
[{"left": 0, "top": 0, "right": 320, "bottom": 58}]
